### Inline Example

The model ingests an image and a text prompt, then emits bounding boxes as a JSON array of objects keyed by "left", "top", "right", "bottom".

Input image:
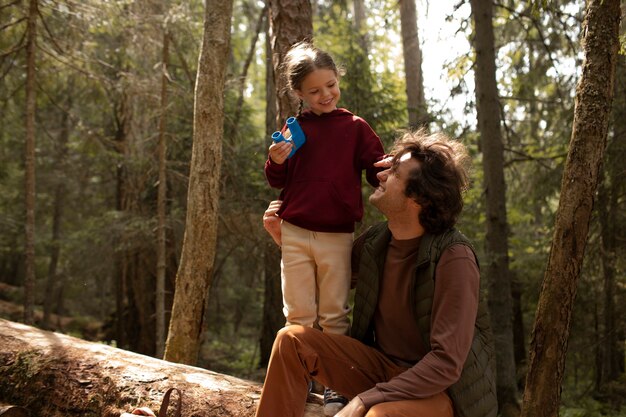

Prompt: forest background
[{"left": 0, "top": 0, "right": 624, "bottom": 416}]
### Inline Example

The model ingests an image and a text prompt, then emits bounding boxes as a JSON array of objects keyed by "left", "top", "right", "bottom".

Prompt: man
[{"left": 259, "top": 130, "right": 497, "bottom": 417}]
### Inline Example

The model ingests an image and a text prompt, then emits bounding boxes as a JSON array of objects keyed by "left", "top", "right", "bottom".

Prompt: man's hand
[
  {"left": 263, "top": 200, "right": 283, "bottom": 246},
  {"left": 334, "top": 397, "right": 366, "bottom": 417}
]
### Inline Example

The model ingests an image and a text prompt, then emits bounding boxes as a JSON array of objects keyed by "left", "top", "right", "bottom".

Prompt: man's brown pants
[{"left": 255, "top": 325, "right": 454, "bottom": 417}]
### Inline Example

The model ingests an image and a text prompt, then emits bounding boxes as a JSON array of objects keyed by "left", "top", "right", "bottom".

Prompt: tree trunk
[
  {"left": 42, "top": 88, "right": 71, "bottom": 329},
  {"left": 23, "top": 0, "right": 38, "bottom": 326},
  {"left": 520, "top": 1, "right": 621, "bottom": 416},
  {"left": 597, "top": 1, "right": 626, "bottom": 390},
  {"left": 353, "top": 0, "right": 368, "bottom": 51},
  {"left": 399, "top": 0, "right": 427, "bottom": 129},
  {"left": 164, "top": 0, "right": 234, "bottom": 365},
  {"left": 469, "top": 0, "right": 518, "bottom": 413},
  {"left": 0, "top": 319, "right": 323, "bottom": 416},
  {"left": 156, "top": 26, "right": 170, "bottom": 359},
  {"left": 42, "top": 183, "right": 63, "bottom": 329},
  {"left": 233, "top": 4, "right": 267, "bottom": 124},
  {"left": 259, "top": 14, "right": 284, "bottom": 368},
  {"left": 267, "top": 0, "right": 313, "bottom": 122}
]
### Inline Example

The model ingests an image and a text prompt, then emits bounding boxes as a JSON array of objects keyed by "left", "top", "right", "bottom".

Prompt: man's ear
[{"left": 408, "top": 196, "right": 423, "bottom": 212}]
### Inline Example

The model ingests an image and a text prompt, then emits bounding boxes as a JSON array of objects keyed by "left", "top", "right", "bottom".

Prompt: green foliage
[
  {"left": 314, "top": 0, "right": 407, "bottom": 145},
  {"left": 0, "top": 1, "right": 623, "bottom": 414}
]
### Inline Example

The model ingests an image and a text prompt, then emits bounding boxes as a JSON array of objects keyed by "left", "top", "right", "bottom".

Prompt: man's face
[{"left": 369, "top": 152, "right": 420, "bottom": 217}]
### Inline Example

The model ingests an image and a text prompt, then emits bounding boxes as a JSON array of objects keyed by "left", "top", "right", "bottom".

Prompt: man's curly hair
[{"left": 389, "top": 129, "right": 471, "bottom": 234}]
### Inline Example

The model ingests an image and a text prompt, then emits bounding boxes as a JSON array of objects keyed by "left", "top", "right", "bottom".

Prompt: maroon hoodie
[{"left": 265, "top": 108, "right": 385, "bottom": 233}]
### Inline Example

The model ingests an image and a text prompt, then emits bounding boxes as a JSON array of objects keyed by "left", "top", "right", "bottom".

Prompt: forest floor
[{"left": 0, "top": 283, "right": 103, "bottom": 341}]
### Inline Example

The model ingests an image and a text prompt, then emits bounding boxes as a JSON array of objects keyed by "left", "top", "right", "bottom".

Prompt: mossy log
[{"left": 0, "top": 319, "right": 322, "bottom": 416}]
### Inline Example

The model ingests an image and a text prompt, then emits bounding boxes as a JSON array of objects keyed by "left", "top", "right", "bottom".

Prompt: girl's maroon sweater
[{"left": 265, "top": 108, "right": 385, "bottom": 233}]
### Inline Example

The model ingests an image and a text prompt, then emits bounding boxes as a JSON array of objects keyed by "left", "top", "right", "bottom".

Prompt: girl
[{"left": 264, "top": 42, "right": 384, "bottom": 415}]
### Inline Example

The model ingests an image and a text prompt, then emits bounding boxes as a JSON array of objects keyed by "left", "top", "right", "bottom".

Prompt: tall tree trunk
[
  {"left": 164, "top": 0, "right": 234, "bottom": 365},
  {"left": 469, "top": 0, "right": 518, "bottom": 413},
  {"left": 23, "top": 0, "right": 38, "bottom": 325},
  {"left": 42, "top": 184, "right": 64, "bottom": 329},
  {"left": 353, "top": 0, "right": 368, "bottom": 51},
  {"left": 113, "top": 81, "right": 133, "bottom": 350},
  {"left": 42, "top": 88, "right": 72, "bottom": 329},
  {"left": 259, "top": 13, "right": 283, "bottom": 367},
  {"left": 156, "top": 27, "right": 170, "bottom": 359},
  {"left": 113, "top": 159, "right": 126, "bottom": 348},
  {"left": 399, "top": 0, "right": 427, "bottom": 129},
  {"left": 267, "top": 0, "right": 313, "bottom": 122},
  {"left": 233, "top": 4, "right": 267, "bottom": 124},
  {"left": 596, "top": 0, "right": 626, "bottom": 393},
  {"left": 520, "top": 1, "right": 621, "bottom": 415}
]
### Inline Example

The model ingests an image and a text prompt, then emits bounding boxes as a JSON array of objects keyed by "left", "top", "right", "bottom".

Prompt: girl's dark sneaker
[{"left": 323, "top": 388, "right": 348, "bottom": 416}]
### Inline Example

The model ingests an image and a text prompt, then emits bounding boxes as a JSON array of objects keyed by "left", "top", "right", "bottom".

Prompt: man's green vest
[{"left": 351, "top": 222, "right": 498, "bottom": 417}]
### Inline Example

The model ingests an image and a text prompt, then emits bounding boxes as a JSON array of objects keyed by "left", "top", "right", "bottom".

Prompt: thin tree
[
  {"left": 42, "top": 85, "right": 72, "bottom": 329},
  {"left": 520, "top": 0, "right": 621, "bottom": 415},
  {"left": 156, "top": 25, "right": 170, "bottom": 359},
  {"left": 353, "top": 0, "right": 368, "bottom": 51},
  {"left": 233, "top": 3, "right": 267, "bottom": 124},
  {"left": 23, "top": 0, "right": 39, "bottom": 325},
  {"left": 596, "top": 2, "right": 626, "bottom": 391},
  {"left": 163, "top": 0, "right": 234, "bottom": 365},
  {"left": 399, "top": 0, "right": 427, "bottom": 129},
  {"left": 259, "top": 7, "right": 283, "bottom": 368},
  {"left": 469, "top": 0, "right": 518, "bottom": 413},
  {"left": 596, "top": 5, "right": 625, "bottom": 389}
]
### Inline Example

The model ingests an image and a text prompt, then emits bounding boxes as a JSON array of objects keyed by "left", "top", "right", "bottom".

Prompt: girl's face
[{"left": 295, "top": 69, "right": 340, "bottom": 115}]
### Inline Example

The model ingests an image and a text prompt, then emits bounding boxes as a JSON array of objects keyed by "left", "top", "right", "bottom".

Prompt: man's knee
[{"left": 274, "top": 325, "right": 319, "bottom": 349}]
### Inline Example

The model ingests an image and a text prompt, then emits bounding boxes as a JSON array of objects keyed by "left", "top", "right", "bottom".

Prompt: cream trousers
[{"left": 280, "top": 221, "right": 353, "bottom": 335}]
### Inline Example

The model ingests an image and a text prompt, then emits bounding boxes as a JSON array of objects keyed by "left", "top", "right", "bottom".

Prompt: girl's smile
[{"left": 296, "top": 69, "right": 340, "bottom": 115}]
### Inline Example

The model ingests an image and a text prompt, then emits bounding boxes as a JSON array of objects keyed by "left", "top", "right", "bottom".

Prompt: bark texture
[
  {"left": 0, "top": 319, "right": 322, "bottom": 416},
  {"left": 23, "top": 0, "right": 38, "bottom": 325},
  {"left": 520, "top": 1, "right": 621, "bottom": 416},
  {"left": 164, "top": 0, "right": 233, "bottom": 365},
  {"left": 267, "top": 0, "right": 313, "bottom": 122},
  {"left": 156, "top": 27, "right": 170, "bottom": 359},
  {"left": 259, "top": 19, "right": 284, "bottom": 368},
  {"left": 399, "top": 0, "right": 427, "bottom": 128},
  {"left": 469, "top": 0, "right": 518, "bottom": 412}
]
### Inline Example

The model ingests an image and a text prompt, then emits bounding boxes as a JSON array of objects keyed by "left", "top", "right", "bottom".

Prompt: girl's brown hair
[{"left": 282, "top": 42, "right": 339, "bottom": 114}]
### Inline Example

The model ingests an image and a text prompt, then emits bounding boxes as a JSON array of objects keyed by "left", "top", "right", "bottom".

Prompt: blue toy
[{"left": 271, "top": 117, "right": 306, "bottom": 158}]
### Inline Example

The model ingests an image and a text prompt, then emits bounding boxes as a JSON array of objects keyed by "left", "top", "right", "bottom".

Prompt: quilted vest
[{"left": 351, "top": 222, "right": 498, "bottom": 417}]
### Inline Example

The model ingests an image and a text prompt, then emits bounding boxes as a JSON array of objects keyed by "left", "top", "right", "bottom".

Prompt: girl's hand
[
  {"left": 373, "top": 156, "right": 393, "bottom": 169},
  {"left": 269, "top": 141, "right": 293, "bottom": 165}
]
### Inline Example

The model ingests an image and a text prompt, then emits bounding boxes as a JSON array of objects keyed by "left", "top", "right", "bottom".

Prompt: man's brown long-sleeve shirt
[{"left": 358, "top": 236, "right": 480, "bottom": 407}]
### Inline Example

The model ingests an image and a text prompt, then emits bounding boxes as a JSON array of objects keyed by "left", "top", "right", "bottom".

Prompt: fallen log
[
  {"left": 0, "top": 404, "right": 29, "bottom": 417},
  {"left": 0, "top": 319, "right": 322, "bottom": 416}
]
